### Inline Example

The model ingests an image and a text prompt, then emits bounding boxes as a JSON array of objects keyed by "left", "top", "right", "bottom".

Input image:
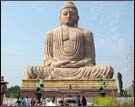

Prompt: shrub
[
  {"left": 92, "top": 96, "right": 134, "bottom": 106},
  {"left": 93, "top": 96, "right": 119, "bottom": 106}
]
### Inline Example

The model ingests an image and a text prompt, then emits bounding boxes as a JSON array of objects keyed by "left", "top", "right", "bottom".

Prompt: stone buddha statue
[{"left": 25, "top": 1, "right": 114, "bottom": 80}]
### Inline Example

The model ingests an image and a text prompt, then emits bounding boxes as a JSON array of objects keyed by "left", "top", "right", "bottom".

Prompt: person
[
  {"left": 31, "top": 98, "right": 36, "bottom": 106},
  {"left": 46, "top": 96, "right": 57, "bottom": 106},
  {"left": 40, "top": 97, "right": 46, "bottom": 106},
  {"left": 77, "top": 95, "right": 81, "bottom": 106},
  {"left": 81, "top": 96, "right": 87, "bottom": 106},
  {"left": 20, "top": 97, "right": 25, "bottom": 106},
  {"left": 25, "top": 96, "right": 31, "bottom": 106},
  {"left": 59, "top": 100, "right": 64, "bottom": 106},
  {"left": 25, "top": 1, "right": 114, "bottom": 80},
  {"left": 15, "top": 97, "right": 21, "bottom": 106}
]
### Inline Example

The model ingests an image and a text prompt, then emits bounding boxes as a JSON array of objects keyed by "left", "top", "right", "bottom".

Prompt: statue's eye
[
  {"left": 70, "top": 11, "right": 76, "bottom": 15},
  {"left": 63, "top": 12, "right": 68, "bottom": 16},
  {"left": 71, "top": 13, "right": 75, "bottom": 15}
]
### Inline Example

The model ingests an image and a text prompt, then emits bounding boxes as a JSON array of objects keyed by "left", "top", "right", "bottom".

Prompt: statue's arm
[
  {"left": 44, "top": 31, "right": 54, "bottom": 66},
  {"left": 83, "top": 30, "right": 96, "bottom": 65}
]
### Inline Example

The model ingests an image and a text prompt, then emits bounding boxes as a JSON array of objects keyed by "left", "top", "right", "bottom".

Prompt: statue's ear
[
  {"left": 78, "top": 16, "right": 79, "bottom": 21},
  {"left": 59, "top": 15, "right": 62, "bottom": 25},
  {"left": 76, "top": 16, "right": 79, "bottom": 26}
]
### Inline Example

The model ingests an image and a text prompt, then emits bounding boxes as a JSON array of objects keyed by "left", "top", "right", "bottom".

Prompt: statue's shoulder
[
  {"left": 46, "top": 26, "right": 61, "bottom": 35},
  {"left": 79, "top": 28, "right": 93, "bottom": 36},
  {"left": 46, "top": 30, "right": 53, "bottom": 35}
]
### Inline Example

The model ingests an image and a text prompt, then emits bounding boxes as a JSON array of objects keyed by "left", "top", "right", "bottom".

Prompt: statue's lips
[{"left": 65, "top": 19, "right": 73, "bottom": 22}]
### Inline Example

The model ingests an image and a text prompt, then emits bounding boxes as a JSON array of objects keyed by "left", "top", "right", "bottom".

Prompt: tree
[
  {"left": 98, "top": 75, "right": 107, "bottom": 97},
  {"left": 5, "top": 85, "right": 20, "bottom": 98},
  {"left": 117, "top": 72, "right": 124, "bottom": 96},
  {"left": 35, "top": 79, "right": 44, "bottom": 103}
]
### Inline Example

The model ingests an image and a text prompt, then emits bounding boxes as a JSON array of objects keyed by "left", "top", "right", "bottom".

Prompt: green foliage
[
  {"left": 122, "top": 90, "right": 132, "bottom": 97},
  {"left": 35, "top": 83, "right": 44, "bottom": 92},
  {"left": 36, "top": 87, "right": 41, "bottom": 92},
  {"left": 93, "top": 97, "right": 119, "bottom": 106},
  {"left": 119, "top": 89, "right": 124, "bottom": 96},
  {"left": 98, "top": 79, "right": 107, "bottom": 97},
  {"left": 92, "top": 96, "right": 134, "bottom": 106},
  {"left": 117, "top": 72, "right": 124, "bottom": 96},
  {"left": 35, "top": 92, "right": 42, "bottom": 103},
  {"left": 35, "top": 82, "right": 44, "bottom": 103},
  {"left": 99, "top": 86, "right": 105, "bottom": 93},
  {"left": 40, "top": 83, "right": 44, "bottom": 88},
  {"left": 5, "top": 85, "right": 20, "bottom": 98}
]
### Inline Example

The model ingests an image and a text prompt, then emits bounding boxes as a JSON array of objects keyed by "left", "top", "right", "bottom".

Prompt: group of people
[
  {"left": 15, "top": 95, "right": 87, "bottom": 106},
  {"left": 15, "top": 96, "right": 47, "bottom": 106},
  {"left": 15, "top": 96, "right": 56, "bottom": 106},
  {"left": 15, "top": 96, "right": 35, "bottom": 106},
  {"left": 46, "top": 95, "right": 87, "bottom": 106}
]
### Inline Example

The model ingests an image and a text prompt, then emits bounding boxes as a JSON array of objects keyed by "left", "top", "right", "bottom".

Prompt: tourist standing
[
  {"left": 81, "top": 96, "right": 87, "bottom": 106},
  {"left": 31, "top": 98, "right": 36, "bottom": 106},
  {"left": 76, "top": 95, "right": 81, "bottom": 106},
  {"left": 46, "top": 96, "right": 57, "bottom": 106}
]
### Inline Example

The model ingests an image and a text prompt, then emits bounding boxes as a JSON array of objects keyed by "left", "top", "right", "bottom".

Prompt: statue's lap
[{"left": 26, "top": 65, "right": 114, "bottom": 79}]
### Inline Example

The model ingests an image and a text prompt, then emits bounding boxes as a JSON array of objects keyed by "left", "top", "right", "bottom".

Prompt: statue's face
[{"left": 60, "top": 8, "right": 79, "bottom": 27}]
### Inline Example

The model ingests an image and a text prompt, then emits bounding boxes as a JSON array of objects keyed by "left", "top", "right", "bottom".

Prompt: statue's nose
[{"left": 67, "top": 13, "right": 71, "bottom": 18}]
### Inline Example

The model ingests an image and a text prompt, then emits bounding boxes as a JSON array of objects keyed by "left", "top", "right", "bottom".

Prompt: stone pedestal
[{"left": 21, "top": 79, "right": 117, "bottom": 97}]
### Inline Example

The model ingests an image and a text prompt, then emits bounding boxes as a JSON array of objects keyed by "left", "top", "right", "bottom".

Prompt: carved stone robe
[{"left": 25, "top": 25, "right": 114, "bottom": 79}]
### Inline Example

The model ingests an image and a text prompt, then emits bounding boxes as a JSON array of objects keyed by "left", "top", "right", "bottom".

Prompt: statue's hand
[
  {"left": 51, "top": 60, "right": 70, "bottom": 67},
  {"left": 78, "top": 59, "right": 94, "bottom": 66},
  {"left": 48, "top": 59, "right": 93, "bottom": 68},
  {"left": 64, "top": 59, "right": 93, "bottom": 67}
]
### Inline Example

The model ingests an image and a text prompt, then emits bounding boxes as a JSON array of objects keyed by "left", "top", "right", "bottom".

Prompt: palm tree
[{"left": 117, "top": 72, "right": 124, "bottom": 96}]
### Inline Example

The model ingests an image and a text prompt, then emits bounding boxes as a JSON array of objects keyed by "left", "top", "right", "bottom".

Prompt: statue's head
[{"left": 60, "top": 1, "right": 79, "bottom": 27}]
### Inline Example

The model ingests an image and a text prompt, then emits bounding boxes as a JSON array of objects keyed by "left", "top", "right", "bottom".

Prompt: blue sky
[{"left": 1, "top": 1, "right": 134, "bottom": 89}]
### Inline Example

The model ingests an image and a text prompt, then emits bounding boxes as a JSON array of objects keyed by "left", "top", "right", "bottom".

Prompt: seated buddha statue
[{"left": 25, "top": 1, "right": 114, "bottom": 80}]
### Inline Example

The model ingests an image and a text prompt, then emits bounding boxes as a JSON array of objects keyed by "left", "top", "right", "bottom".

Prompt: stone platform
[{"left": 21, "top": 79, "right": 117, "bottom": 97}]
